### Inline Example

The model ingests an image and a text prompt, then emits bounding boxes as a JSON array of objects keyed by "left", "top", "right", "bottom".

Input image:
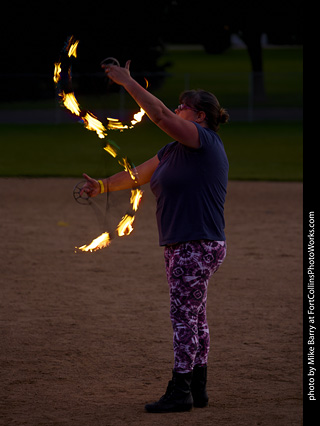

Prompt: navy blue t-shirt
[{"left": 150, "top": 122, "right": 229, "bottom": 246}]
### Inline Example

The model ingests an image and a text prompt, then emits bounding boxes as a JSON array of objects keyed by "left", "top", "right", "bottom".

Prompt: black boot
[
  {"left": 191, "top": 365, "right": 209, "bottom": 408},
  {"left": 145, "top": 370, "right": 193, "bottom": 413}
]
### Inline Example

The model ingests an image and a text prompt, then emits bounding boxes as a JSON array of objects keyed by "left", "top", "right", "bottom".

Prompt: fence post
[{"left": 248, "top": 72, "right": 254, "bottom": 122}]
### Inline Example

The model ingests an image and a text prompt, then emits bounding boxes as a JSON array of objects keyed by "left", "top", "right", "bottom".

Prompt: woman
[{"left": 81, "top": 61, "right": 229, "bottom": 413}]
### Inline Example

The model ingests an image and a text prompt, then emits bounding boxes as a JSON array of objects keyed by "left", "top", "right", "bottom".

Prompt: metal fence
[{"left": 0, "top": 70, "right": 302, "bottom": 123}]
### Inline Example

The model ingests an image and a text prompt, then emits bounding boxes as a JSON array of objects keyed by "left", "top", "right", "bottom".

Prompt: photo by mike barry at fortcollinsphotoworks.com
[{"left": 304, "top": 209, "right": 317, "bottom": 420}]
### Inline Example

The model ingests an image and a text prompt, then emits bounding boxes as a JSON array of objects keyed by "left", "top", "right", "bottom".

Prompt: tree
[{"left": 162, "top": 0, "right": 302, "bottom": 103}]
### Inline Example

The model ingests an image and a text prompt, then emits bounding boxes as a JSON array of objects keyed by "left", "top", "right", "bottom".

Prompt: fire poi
[{"left": 54, "top": 36, "right": 145, "bottom": 252}]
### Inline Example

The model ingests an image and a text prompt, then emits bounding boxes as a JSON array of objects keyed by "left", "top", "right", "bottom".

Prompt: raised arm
[
  {"left": 103, "top": 61, "right": 200, "bottom": 149},
  {"left": 81, "top": 155, "right": 159, "bottom": 198}
]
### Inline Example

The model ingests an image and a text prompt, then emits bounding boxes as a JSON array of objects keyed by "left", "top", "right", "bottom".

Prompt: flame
[
  {"left": 54, "top": 36, "right": 149, "bottom": 252},
  {"left": 107, "top": 117, "right": 129, "bottom": 131},
  {"left": 118, "top": 157, "right": 137, "bottom": 181},
  {"left": 131, "top": 108, "right": 146, "bottom": 126},
  {"left": 117, "top": 214, "right": 135, "bottom": 236},
  {"left": 83, "top": 112, "right": 107, "bottom": 138},
  {"left": 53, "top": 62, "right": 61, "bottom": 83},
  {"left": 76, "top": 232, "right": 111, "bottom": 252},
  {"left": 103, "top": 144, "right": 118, "bottom": 158},
  {"left": 67, "top": 39, "right": 79, "bottom": 58},
  {"left": 130, "top": 189, "right": 143, "bottom": 211},
  {"left": 60, "top": 92, "right": 81, "bottom": 116}
]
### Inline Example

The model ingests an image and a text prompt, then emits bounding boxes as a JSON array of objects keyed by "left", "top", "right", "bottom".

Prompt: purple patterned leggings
[{"left": 164, "top": 240, "right": 227, "bottom": 373}]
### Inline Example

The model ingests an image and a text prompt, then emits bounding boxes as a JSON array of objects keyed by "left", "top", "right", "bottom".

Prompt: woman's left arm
[{"left": 104, "top": 62, "right": 200, "bottom": 148}]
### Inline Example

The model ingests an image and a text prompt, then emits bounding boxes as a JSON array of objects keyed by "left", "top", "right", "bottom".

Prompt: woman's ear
[{"left": 195, "top": 111, "right": 206, "bottom": 124}]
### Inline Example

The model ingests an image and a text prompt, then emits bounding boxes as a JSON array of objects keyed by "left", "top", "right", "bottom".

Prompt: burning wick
[
  {"left": 54, "top": 37, "right": 147, "bottom": 252},
  {"left": 76, "top": 232, "right": 111, "bottom": 252}
]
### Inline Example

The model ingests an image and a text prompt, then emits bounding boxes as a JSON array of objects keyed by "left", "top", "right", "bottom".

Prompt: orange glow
[
  {"left": 76, "top": 232, "right": 111, "bottom": 252},
  {"left": 118, "top": 157, "right": 137, "bottom": 182},
  {"left": 107, "top": 117, "right": 129, "bottom": 130},
  {"left": 54, "top": 36, "right": 149, "bottom": 252},
  {"left": 117, "top": 214, "right": 135, "bottom": 236},
  {"left": 83, "top": 112, "right": 107, "bottom": 138},
  {"left": 103, "top": 144, "right": 118, "bottom": 158},
  {"left": 131, "top": 108, "right": 146, "bottom": 126},
  {"left": 60, "top": 92, "right": 81, "bottom": 116},
  {"left": 67, "top": 39, "right": 79, "bottom": 58},
  {"left": 130, "top": 189, "right": 143, "bottom": 211},
  {"left": 53, "top": 62, "right": 61, "bottom": 83}
]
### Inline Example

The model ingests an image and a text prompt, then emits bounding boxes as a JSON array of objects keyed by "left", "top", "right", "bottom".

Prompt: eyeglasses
[{"left": 176, "top": 104, "right": 199, "bottom": 113}]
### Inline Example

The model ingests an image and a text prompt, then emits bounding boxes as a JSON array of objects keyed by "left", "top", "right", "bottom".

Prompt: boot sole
[
  {"left": 145, "top": 403, "right": 193, "bottom": 413},
  {"left": 193, "top": 401, "right": 209, "bottom": 408}
]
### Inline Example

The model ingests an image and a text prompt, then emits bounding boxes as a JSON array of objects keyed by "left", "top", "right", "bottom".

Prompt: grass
[
  {"left": 220, "top": 121, "right": 302, "bottom": 181},
  {"left": 155, "top": 47, "right": 303, "bottom": 108},
  {"left": 0, "top": 120, "right": 302, "bottom": 181},
  {"left": 0, "top": 47, "right": 302, "bottom": 111},
  {"left": 0, "top": 122, "right": 170, "bottom": 178},
  {"left": 0, "top": 47, "right": 302, "bottom": 181}
]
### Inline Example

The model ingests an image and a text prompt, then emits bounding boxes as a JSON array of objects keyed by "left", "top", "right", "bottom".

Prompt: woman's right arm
[
  {"left": 104, "top": 62, "right": 200, "bottom": 148},
  {"left": 81, "top": 154, "right": 159, "bottom": 198}
]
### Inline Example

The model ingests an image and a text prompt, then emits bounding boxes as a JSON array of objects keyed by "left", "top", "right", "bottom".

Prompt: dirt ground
[{"left": 0, "top": 178, "right": 303, "bottom": 426}]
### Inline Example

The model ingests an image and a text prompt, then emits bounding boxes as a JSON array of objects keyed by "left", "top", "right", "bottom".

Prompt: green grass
[
  {"left": 0, "top": 120, "right": 302, "bottom": 181},
  {"left": 0, "top": 47, "right": 302, "bottom": 111},
  {"left": 219, "top": 121, "right": 303, "bottom": 181},
  {"left": 0, "top": 122, "right": 170, "bottom": 178},
  {"left": 160, "top": 47, "right": 303, "bottom": 73},
  {"left": 155, "top": 47, "right": 303, "bottom": 108},
  {"left": 0, "top": 47, "right": 302, "bottom": 181}
]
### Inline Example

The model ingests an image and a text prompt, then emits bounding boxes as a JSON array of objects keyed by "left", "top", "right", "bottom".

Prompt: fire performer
[{"left": 81, "top": 60, "right": 229, "bottom": 413}]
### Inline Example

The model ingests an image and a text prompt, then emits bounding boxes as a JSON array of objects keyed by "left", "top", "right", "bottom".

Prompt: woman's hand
[
  {"left": 80, "top": 173, "right": 101, "bottom": 198},
  {"left": 102, "top": 59, "right": 200, "bottom": 148},
  {"left": 102, "top": 60, "right": 132, "bottom": 86}
]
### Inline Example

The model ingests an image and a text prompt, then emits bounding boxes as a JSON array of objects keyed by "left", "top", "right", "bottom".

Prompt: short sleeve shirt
[{"left": 150, "top": 122, "right": 229, "bottom": 246}]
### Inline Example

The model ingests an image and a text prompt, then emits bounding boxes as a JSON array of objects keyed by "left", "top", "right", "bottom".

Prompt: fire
[
  {"left": 103, "top": 144, "right": 118, "bottom": 158},
  {"left": 131, "top": 108, "right": 146, "bottom": 126},
  {"left": 76, "top": 190, "right": 142, "bottom": 252},
  {"left": 67, "top": 39, "right": 79, "bottom": 58},
  {"left": 54, "top": 36, "right": 149, "bottom": 252},
  {"left": 53, "top": 63, "right": 61, "bottom": 83},
  {"left": 107, "top": 117, "right": 129, "bottom": 131},
  {"left": 76, "top": 232, "right": 111, "bottom": 252},
  {"left": 118, "top": 157, "right": 138, "bottom": 182},
  {"left": 83, "top": 112, "right": 107, "bottom": 139},
  {"left": 60, "top": 92, "right": 81, "bottom": 116},
  {"left": 117, "top": 214, "right": 135, "bottom": 236},
  {"left": 130, "top": 189, "right": 143, "bottom": 211}
]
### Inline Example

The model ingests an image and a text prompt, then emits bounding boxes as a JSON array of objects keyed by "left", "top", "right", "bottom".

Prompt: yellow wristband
[{"left": 98, "top": 180, "right": 104, "bottom": 194}]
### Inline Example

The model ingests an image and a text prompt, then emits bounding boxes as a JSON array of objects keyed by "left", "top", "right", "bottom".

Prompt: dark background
[{"left": 1, "top": 0, "right": 302, "bottom": 101}]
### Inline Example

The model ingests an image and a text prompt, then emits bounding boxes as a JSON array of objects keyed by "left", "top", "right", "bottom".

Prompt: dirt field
[{"left": 0, "top": 178, "right": 303, "bottom": 426}]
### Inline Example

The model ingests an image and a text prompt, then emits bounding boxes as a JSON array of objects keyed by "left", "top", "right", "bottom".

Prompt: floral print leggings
[{"left": 164, "top": 240, "right": 227, "bottom": 373}]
